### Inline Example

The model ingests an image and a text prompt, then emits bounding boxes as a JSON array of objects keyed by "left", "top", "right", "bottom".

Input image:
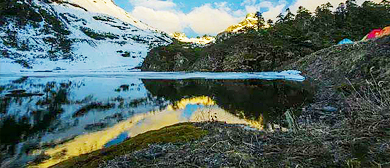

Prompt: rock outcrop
[{"left": 141, "top": 31, "right": 314, "bottom": 72}]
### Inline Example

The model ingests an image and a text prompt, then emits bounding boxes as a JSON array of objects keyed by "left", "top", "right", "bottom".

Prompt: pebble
[{"left": 322, "top": 106, "right": 338, "bottom": 112}]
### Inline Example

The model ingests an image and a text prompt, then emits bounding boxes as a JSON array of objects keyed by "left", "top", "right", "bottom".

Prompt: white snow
[
  {"left": 170, "top": 32, "right": 215, "bottom": 45},
  {"left": 64, "top": 0, "right": 153, "bottom": 30},
  {"left": 0, "top": 0, "right": 172, "bottom": 73}
]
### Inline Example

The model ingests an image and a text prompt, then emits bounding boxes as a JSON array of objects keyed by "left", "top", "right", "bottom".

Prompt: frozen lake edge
[{"left": 0, "top": 70, "right": 305, "bottom": 81}]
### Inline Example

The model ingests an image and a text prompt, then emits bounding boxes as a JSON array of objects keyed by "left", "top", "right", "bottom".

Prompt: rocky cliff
[{"left": 141, "top": 30, "right": 314, "bottom": 72}]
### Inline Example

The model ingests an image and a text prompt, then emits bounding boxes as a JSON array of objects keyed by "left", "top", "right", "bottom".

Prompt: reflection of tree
[
  {"left": 142, "top": 79, "right": 314, "bottom": 124},
  {"left": 0, "top": 81, "right": 72, "bottom": 147}
]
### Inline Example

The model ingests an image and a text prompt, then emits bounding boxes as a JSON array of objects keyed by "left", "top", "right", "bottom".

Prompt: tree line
[{"left": 254, "top": 0, "right": 390, "bottom": 50}]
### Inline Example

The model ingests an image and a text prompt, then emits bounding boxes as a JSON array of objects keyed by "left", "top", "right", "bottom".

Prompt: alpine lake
[{"left": 0, "top": 72, "right": 315, "bottom": 167}]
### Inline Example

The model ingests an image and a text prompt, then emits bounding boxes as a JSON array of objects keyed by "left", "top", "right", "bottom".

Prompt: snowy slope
[
  {"left": 170, "top": 32, "right": 215, "bottom": 45},
  {"left": 0, "top": 0, "right": 172, "bottom": 74},
  {"left": 225, "top": 13, "right": 259, "bottom": 33},
  {"left": 65, "top": 0, "right": 152, "bottom": 30}
]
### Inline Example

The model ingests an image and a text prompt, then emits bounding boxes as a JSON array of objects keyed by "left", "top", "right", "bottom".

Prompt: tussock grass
[
  {"left": 343, "top": 78, "right": 390, "bottom": 167},
  {"left": 255, "top": 77, "right": 390, "bottom": 167}
]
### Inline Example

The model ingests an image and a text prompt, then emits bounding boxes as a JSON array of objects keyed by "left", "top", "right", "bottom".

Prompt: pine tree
[{"left": 255, "top": 11, "right": 265, "bottom": 29}]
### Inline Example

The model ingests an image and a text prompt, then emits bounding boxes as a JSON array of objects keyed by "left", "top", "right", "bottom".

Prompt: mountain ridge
[{"left": 0, "top": 0, "right": 172, "bottom": 73}]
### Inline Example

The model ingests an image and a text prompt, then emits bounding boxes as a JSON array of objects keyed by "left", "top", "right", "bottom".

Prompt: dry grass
[
  {"left": 342, "top": 77, "right": 390, "bottom": 167},
  {"left": 277, "top": 77, "right": 390, "bottom": 167}
]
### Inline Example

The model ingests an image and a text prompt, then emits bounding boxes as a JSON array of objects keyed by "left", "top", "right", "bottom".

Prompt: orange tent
[
  {"left": 380, "top": 26, "right": 390, "bottom": 37},
  {"left": 367, "top": 29, "right": 382, "bottom": 39}
]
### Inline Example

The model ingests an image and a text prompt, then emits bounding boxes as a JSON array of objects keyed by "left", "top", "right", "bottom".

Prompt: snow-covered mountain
[
  {"left": 225, "top": 13, "right": 260, "bottom": 33},
  {"left": 0, "top": 0, "right": 172, "bottom": 73},
  {"left": 217, "top": 13, "right": 269, "bottom": 40},
  {"left": 169, "top": 13, "right": 265, "bottom": 45},
  {"left": 170, "top": 32, "right": 215, "bottom": 45}
]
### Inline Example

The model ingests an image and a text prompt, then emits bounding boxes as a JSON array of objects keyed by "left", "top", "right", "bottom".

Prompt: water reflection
[
  {"left": 143, "top": 79, "right": 314, "bottom": 124},
  {"left": 35, "top": 96, "right": 267, "bottom": 168},
  {"left": 0, "top": 75, "right": 314, "bottom": 168},
  {"left": 0, "top": 76, "right": 165, "bottom": 168}
]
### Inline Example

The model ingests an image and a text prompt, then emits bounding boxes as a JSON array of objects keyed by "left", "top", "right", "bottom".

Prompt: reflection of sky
[
  {"left": 104, "top": 132, "right": 129, "bottom": 148},
  {"left": 36, "top": 96, "right": 265, "bottom": 168},
  {"left": 182, "top": 104, "right": 201, "bottom": 120}
]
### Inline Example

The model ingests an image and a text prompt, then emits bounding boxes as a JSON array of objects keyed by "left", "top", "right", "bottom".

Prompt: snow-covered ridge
[
  {"left": 64, "top": 0, "right": 152, "bottom": 30},
  {"left": 225, "top": 13, "right": 259, "bottom": 33},
  {"left": 170, "top": 32, "right": 215, "bottom": 45},
  {"left": 0, "top": 0, "right": 172, "bottom": 74},
  {"left": 217, "top": 13, "right": 270, "bottom": 39}
]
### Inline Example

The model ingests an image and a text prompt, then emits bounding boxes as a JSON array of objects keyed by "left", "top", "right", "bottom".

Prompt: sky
[{"left": 113, "top": 0, "right": 382, "bottom": 37}]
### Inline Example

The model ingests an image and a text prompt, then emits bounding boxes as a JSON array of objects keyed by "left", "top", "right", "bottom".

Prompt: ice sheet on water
[
  {"left": 1, "top": 70, "right": 305, "bottom": 81},
  {"left": 138, "top": 71, "right": 305, "bottom": 81},
  {"left": 139, "top": 70, "right": 305, "bottom": 81}
]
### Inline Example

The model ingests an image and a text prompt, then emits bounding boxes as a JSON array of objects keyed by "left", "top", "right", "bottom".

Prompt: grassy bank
[{"left": 51, "top": 123, "right": 208, "bottom": 168}]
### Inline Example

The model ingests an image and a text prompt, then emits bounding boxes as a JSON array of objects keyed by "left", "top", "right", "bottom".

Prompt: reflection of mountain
[
  {"left": 0, "top": 76, "right": 164, "bottom": 167},
  {"left": 35, "top": 96, "right": 264, "bottom": 168},
  {"left": 0, "top": 80, "right": 72, "bottom": 145},
  {"left": 142, "top": 79, "right": 315, "bottom": 123}
]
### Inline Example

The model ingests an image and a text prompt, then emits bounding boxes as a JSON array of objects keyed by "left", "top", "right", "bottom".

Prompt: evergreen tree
[
  {"left": 335, "top": 3, "right": 347, "bottom": 28},
  {"left": 295, "top": 6, "right": 312, "bottom": 28},
  {"left": 255, "top": 11, "right": 265, "bottom": 29},
  {"left": 276, "top": 13, "right": 285, "bottom": 23},
  {"left": 267, "top": 19, "right": 274, "bottom": 26},
  {"left": 284, "top": 8, "right": 295, "bottom": 23}
]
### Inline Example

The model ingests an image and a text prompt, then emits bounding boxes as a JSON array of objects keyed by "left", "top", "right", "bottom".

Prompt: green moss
[{"left": 52, "top": 123, "right": 208, "bottom": 168}]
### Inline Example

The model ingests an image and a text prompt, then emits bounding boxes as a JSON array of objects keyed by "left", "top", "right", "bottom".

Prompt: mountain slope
[
  {"left": 284, "top": 36, "right": 390, "bottom": 85},
  {"left": 65, "top": 0, "right": 150, "bottom": 30},
  {"left": 0, "top": 0, "right": 172, "bottom": 73}
]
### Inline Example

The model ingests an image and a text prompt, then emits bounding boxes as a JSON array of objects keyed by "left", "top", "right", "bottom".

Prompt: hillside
[
  {"left": 284, "top": 36, "right": 390, "bottom": 85},
  {"left": 0, "top": 0, "right": 171, "bottom": 73},
  {"left": 141, "top": 1, "right": 389, "bottom": 72}
]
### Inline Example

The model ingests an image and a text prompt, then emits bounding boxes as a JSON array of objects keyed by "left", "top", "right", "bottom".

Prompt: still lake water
[{"left": 0, "top": 72, "right": 314, "bottom": 167}]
